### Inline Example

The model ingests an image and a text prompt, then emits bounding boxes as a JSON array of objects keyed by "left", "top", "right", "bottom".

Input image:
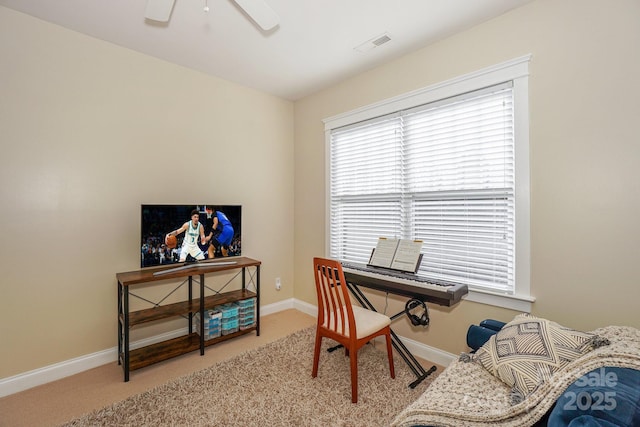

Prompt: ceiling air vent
[
  {"left": 373, "top": 34, "right": 391, "bottom": 46},
  {"left": 354, "top": 32, "right": 392, "bottom": 53}
]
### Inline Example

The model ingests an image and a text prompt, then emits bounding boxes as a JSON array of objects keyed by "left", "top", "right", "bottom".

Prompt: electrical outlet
[{"left": 275, "top": 277, "right": 281, "bottom": 290}]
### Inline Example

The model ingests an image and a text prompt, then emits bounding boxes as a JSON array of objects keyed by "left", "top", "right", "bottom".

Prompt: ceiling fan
[{"left": 144, "top": 0, "right": 280, "bottom": 31}]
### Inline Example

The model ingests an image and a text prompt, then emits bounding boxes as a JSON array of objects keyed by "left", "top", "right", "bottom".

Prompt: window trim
[{"left": 323, "top": 55, "right": 533, "bottom": 312}]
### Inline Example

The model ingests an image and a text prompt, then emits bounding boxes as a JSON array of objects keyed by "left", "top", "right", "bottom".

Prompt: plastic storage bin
[
  {"left": 216, "top": 303, "right": 240, "bottom": 335},
  {"left": 194, "top": 309, "right": 221, "bottom": 339},
  {"left": 238, "top": 298, "right": 256, "bottom": 330}
]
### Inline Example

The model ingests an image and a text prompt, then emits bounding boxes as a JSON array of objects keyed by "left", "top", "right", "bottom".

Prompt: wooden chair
[{"left": 311, "top": 257, "right": 395, "bottom": 403}]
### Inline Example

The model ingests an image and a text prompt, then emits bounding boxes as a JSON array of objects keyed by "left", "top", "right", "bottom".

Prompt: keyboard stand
[{"left": 344, "top": 279, "right": 437, "bottom": 388}]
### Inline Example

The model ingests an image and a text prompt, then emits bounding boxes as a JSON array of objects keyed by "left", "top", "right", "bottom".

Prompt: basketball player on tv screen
[
  {"left": 166, "top": 209, "right": 207, "bottom": 262},
  {"left": 205, "top": 206, "right": 234, "bottom": 258}
]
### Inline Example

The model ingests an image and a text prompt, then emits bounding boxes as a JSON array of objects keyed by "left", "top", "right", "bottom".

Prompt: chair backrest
[{"left": 313, "top": 257, "right": 356, "bottom": 339}]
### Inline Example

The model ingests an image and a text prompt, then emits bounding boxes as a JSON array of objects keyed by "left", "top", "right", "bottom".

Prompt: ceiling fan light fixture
[
  {"left": 145, "top": 0, "right": 176, "bottom": 22},
  {"left": 232, "top": 0, "right": 280, "bottom": 31}
]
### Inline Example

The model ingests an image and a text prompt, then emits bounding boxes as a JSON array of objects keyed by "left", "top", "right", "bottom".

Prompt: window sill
[{"left": 463, "top": 288, "right": 534, "bottom": 312}]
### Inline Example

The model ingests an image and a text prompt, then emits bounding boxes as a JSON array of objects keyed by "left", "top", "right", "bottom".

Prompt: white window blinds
[{"left": 329, "top": 83, "right": 516, "bottom": 293}]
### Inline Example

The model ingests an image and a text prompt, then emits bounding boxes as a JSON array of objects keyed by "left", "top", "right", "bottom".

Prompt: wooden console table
[{"left": 116, "top": 257, "right": 261, "bottom": 381}]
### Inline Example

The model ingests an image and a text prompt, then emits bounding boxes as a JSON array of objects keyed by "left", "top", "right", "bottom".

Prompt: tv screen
[{"left": 141, "top": 204, "right": 241, "bottom": 268}]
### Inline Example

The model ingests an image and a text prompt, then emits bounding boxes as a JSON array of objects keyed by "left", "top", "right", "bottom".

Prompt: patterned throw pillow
[{"left": 470, "top": 314, "right": 608, "bottom": 404}]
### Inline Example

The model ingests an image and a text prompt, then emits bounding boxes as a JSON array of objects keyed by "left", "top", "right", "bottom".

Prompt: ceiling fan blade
[
  {"left": 232, "top": 0, "right": 280, "bottom": 31},
  {"left": 145, "top": 0, "right": 176, "bottom": 22}
]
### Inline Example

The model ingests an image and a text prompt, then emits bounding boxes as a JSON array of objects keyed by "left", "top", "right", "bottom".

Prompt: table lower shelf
[{"left": 126, "top": 326, "right": 258, "bottom": 371}]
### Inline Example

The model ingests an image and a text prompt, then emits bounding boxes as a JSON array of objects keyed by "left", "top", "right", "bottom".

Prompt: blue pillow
[
  {"left": 466, "top": 325, "right": 500, "bottom": 352},
  {"left": 547, "top": 367, "right": 640, "bottom": 427}
]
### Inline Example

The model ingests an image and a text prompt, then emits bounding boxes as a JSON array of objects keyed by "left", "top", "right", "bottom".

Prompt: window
[{"left": 324, "top": 56, "right": 533, "bottom": 311}]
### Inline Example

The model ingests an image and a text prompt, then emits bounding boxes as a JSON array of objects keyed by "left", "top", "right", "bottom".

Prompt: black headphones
[{"left": 405, "top": 298, "right": 430, "bottom": 327}]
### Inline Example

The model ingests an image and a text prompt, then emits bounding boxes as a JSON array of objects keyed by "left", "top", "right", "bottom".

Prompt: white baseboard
[
  {"left": 0, "top": 299, "right": 456, "bottom": 397},
  {"left": 0, "top": 348, "right": 116, "bottom": 399},
  {"left": 398, "top": 335, "right": 457, "bottom": 368},
  {"left": 259, "top": 297, "right": 296, "bottom": 316},
  {"left": 0, "top": 327, "right": 193, "bottom": 398}
]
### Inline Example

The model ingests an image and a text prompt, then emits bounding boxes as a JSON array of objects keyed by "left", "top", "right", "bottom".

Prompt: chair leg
[
  {"left": 385, "top": 332, "right": 395, "bottom": 379},
  {"left": 350, "top": 346, "right": 358, "bottom": 403},
  {"left": 312, "top": 330, "right": 322, "bottom": 378}
]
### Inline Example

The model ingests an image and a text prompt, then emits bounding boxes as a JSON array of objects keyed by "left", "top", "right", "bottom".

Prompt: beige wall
[
  {"left": 294, "top": 0, "right": 640, "bottom": 354},
  {"left": 0, "top": 7, "right": 294, "bottom": 378},
  {"left": 2, "top": 0, "right": 639, "bottom": 381}
]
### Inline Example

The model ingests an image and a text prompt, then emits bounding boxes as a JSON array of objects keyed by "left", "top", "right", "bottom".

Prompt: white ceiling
[{"left": 0, "top": 0, "right": 535, "bottom": 100}]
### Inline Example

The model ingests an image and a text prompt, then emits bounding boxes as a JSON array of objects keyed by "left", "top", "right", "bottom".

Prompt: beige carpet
[{"left": 59, "top": 327, "right": 436, "bottom": 427}]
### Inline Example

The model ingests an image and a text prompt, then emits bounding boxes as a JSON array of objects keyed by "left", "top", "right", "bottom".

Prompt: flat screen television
[{"left": 141, "top": 204, "right": 241, "bottom": 268}]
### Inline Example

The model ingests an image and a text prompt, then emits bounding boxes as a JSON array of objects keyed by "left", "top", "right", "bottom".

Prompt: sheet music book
[{"left": 367, "top": 237, "right": 423, "bottom": 273}]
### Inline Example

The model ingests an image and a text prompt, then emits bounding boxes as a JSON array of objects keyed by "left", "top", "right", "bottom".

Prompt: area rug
[{"left": 60, "top": 327, "right": 436, "bottom": 427}]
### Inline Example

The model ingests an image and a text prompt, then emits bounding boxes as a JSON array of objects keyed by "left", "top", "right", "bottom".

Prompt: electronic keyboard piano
[{"left": 342, "top": 262, "right": 468, "bottom": 307}]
